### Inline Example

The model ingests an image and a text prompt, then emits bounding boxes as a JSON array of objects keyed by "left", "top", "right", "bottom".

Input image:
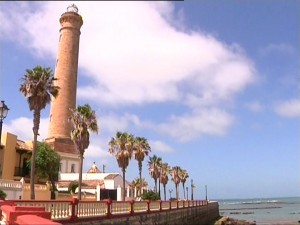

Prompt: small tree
[
  {"left": 29, "top": 142, "right": 61, "bottom": 199},
  {"left": 0, "top": 189, "right": 7, "bottom": 199},
  {"left": 68, "top": 181, "right": 79, "bottom": 194}
]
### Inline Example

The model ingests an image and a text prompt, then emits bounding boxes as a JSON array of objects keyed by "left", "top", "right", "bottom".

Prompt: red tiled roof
[
  {"left": 16, "top": 140, "right": 33, "bottom": 151},
  {"left": 104, "top": 174, "right": 119, "bottom": 179},
  {"left": 56, "top": 180, "right": 105, "bottom": 188}
]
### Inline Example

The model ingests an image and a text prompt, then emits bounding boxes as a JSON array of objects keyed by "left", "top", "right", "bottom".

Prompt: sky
[{"left": 0, "top": 1, "right": 299, "bottom": 200}]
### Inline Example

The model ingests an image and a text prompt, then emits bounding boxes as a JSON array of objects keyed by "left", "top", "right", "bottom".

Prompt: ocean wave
[
  {"left": 220, "top": 199, "right": 281, "bottom": 205},
  {"left": 242, "top": 200, "right": 279, "bottom": 204}
]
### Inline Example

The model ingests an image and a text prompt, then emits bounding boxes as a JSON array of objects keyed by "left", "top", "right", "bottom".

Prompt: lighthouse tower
[{"left": 46, "top": 4, "right": 83, "bottom": 173}]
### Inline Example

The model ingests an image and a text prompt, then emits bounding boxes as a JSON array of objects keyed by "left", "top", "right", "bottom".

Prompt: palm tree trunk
[
  {"left": 122, "top": 168, "right": 126, "bottom": 201},
  {"left": 175, "top": 184, "right": 178, "bottom": 200},
  {"left": 78, "top": 153, "right": 84, "bottom": 200},
  {"left": 163, "top": 184, "right": 166, "bottom": 201},
  {"left": 139, "top": 162, "right": 142, "bottom": 197},
  {"left": 30, "top": 133, "right": 37, "bottom": 200},
  {"left": 154, "top": 178, "right": 157, "bottom": 193},
  {"left": 158, "top": 178, "right": 161, "bottom": 199},
  {"left": 30, "top": 110, "right": 40, "bottom": 200},
  {"left": 183, "top": 183, "right": 185, "bottom": 199},
  {"left": 51, "top": 179, "right": 56, "bottom": 200}
]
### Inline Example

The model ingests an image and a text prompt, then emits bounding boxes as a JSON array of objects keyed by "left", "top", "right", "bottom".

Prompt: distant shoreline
[
  {"left": 220, "top": 206, "right": 281, "bottom": 210},
  {"left": 217, "top": 196, "right": 300, "bottom": 225}
]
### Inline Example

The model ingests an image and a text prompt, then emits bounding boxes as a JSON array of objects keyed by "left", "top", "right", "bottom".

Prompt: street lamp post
[
  {"left": 186, "top": 187, "right": 188, "bottom": 200},
  {"left": 191, "top": 179, "right": 194, "bottom": 200},
  {"left": 0, "top": 101, "right": 9, "bottom": 146},
  {"left": 168, "top": 189, "right": 173, "bottom": 200}
]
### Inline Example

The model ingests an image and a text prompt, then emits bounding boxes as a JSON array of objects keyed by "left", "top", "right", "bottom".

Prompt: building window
[
  {"left": 71, "top": 164, "right": 75, "bottom": 173},
  {"left": 59, "top": 163, "right": 62, "bottom": 172}
]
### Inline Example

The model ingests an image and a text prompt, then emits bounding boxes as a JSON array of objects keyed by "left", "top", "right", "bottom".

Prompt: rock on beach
[{"left": 213, "top": 216, "right": 256, "bottom": 225}]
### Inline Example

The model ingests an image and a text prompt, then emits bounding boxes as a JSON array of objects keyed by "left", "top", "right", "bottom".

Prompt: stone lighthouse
[{"left": 46, "top": 4, "right": 83, "bottom": 173}]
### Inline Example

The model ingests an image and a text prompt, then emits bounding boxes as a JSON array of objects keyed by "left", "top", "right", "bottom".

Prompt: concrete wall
[
  {"left": 62, "top": 201, "right": 220, "bottom": 225},
  {"left": 1, "top": 132, "right": 17, "bottom": 179}
]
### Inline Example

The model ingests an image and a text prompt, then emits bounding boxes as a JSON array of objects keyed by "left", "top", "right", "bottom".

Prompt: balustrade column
[
  {"left": 106, "top": 199, "right": 112, "bottom": 219},
  {"left": 70, "top": 197, "right": 78, "bottom": 221},
  {"left": 130, "top": 200, "right": 134, "bottom": 216},
  {"left": 146, "top": 200, "right": 150, "bottom": 213}
]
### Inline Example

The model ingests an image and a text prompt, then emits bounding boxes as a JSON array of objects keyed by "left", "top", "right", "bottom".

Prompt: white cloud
[
  {"left": 275, "top": 99, "right": 300, "bottom": 118},
  {"left": 0, "top": 1, "right": 256, "bottom": 145},
  {"left": 259, "top": 43, "right": 295, "bottom": 56},
  {"left": 245, "top": 101, "right": 264, "bottom": 113},
  {"left": 149, "top": 140, "right": 174, "bottom": 153},
  {"left": 158, "top": 108, "right": 234, "bottom": 142},
  {"left": 0, "top": 1, "right": 255, "bottom": 107},
  {"left": 99, "top": 113, "right": 142, "bottom": 134},
  {"left": 3, "top": 117, "right": 49, "bottom": 141}
]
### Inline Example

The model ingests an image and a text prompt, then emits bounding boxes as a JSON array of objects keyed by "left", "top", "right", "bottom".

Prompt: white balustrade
[
  {"left": 170, "top": 201, "right": 177, "bottom": 209},
  {"left": 178, "top": 201, "right": 184, "bottom": 208},
  {"left": 161, "top": 201, "right": 169, "bottom": 210},
  {"left": 133, "top": 201, "right": 148, "bottom": 213},
  {"left": 111, "top": 201, "right": 131, "bottom": 215},
  {"left": 77, "top": 201, "right": 107, "bottom": 218},
  {"left": 14, "top": 201, "right": 71, "bottom": 220},
  {"left": 149, "top": 201, "right": 160, "bottom": 211},
  {"left": 9, "top": 199, "right": 208, "bottom": 222},
  {"left": 0, "top": 179, "right": 22, "bottom": 189}
]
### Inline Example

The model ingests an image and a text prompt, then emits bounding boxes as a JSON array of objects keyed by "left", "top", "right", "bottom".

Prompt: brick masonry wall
[{"left": 48, "top": 11, "right": 83, "bottom": 144}]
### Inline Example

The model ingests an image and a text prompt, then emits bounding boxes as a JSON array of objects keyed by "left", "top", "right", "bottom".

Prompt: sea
[{"left": 217, "top": 196, "right": 300, "bottom": 225}]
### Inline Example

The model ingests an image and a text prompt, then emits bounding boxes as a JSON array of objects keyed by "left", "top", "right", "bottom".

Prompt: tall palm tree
[
  {"left": 19, "top": 65, "right": 59, "bottom": 200},
  {"left": 170, "top": 166, "right": 181, "bottom": 200},
  {"left": 148, "top": 154, "right": 162, "bottom": 193},
  {"left": 109, "top": 131, "right": 135, "bottom": 201},
  {"left": 133, "top": 136, "right": 151, "bottom": 197},
  {"left": 179, "top": 168, "right": 189, "bottom": 200},
  {"left": 160, "top": 162, "right": 170, "bottom": 201},
  {"left": 69, "top": 104, "right": 98, "bottom": 200}
]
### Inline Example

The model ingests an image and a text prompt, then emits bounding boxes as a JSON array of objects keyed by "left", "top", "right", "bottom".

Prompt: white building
[{"left": 56, "top": 163, "right": 134, "bottom": 201}]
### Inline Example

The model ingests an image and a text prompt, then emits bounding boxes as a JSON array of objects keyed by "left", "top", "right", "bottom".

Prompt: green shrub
[
  {"left": 0, "top": 189, "right": 7, "bottom": 199},
  {"left": 68, "top": 181, "right": 88, "bottom": 194},
  {"left": 68, "top": 181, "right": 79, "bottom": 194},
  {"left": 141, "top": 190, "right": 160, "bottom": 201}
]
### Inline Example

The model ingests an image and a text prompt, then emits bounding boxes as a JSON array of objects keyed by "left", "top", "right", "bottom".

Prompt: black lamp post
[
  {"left": 186, "top": 187, "right": 188, "bottom": 200},
  {"left": 191, "top": 179, "right": 194, "bottom": 200},
  {"left": 168, "top": 189, "right": 173, "bottom": 200},
  {"left": 0, "top": 101, "right": 9, "bottom": 146}
]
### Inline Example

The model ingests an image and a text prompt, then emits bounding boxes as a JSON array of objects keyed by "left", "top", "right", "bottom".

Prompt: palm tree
[
  {"left": 170, "top": 166, "right": 181, "bottom": 200},
  {"left": 69, "top": 104, "right": 99, "bottom": 200},
  {"left": 133, "top": 136, "right": 151, "bottom": 197},
  {"left": 148, "top": 154, "right": 162, "bottom": 193},
  {"left": 160, "top": 162, "right": 170, "bottom": 201},
  {"left": 108, "top": 131, "right": 135, "bottom": 201},
  {"left": 19, "top": 65, "right": 59, "bottom": 200},
  {"left": 179, "top": 168, "right": 189, "bottom": 200}
]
